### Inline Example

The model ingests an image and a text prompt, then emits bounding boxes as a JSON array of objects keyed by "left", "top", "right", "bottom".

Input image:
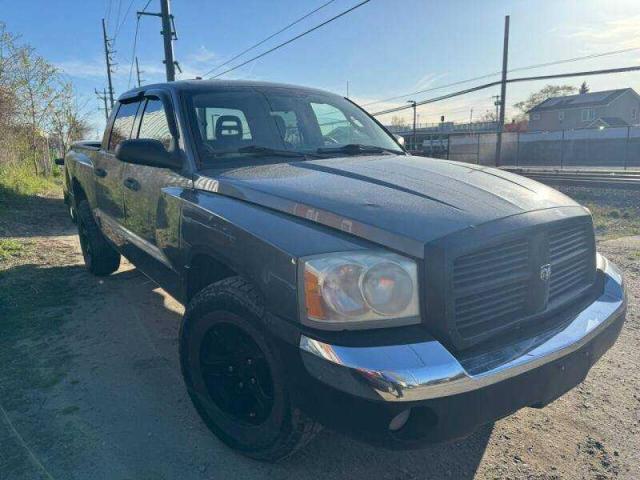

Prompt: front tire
[
  {"left": 76, "top": 200, "right": 120, "bottom": 276},
  {"left": 179, "top": 277, "right": 321, "bottom": 462}
]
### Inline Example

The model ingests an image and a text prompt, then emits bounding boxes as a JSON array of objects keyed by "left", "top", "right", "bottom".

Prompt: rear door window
[{"left": 108, "top": 101, "right": 141, "bottom": 152}]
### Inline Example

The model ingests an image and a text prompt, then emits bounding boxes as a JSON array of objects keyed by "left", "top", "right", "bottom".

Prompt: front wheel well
[{"left": 186, "top": 254, "right": 237, "bottom": 301}]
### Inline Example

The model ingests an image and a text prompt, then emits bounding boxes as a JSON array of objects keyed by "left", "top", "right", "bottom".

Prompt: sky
[{"left": 1, "top": 0, "right": 639, "bottom": 138}]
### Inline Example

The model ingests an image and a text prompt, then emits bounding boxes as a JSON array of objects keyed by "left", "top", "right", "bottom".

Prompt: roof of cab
[{"left": 117, "top": 79, "right": 338, "bottom": 102}]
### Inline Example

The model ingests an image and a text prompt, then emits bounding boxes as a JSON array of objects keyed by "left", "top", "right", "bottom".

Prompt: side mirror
[
  {"left": 115, "top": 139, "right": 181, "bottom": 169},
  {"left": 54, "top": 158, "right": 64, "bottom": 166},
  {"left": 394, "top": 134, "right": 405, "bottom": 147}
]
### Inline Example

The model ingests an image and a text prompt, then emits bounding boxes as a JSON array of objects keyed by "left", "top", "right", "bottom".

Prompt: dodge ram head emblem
[{"left": 540, "top": 264, "right": 552, "bottom": 282}]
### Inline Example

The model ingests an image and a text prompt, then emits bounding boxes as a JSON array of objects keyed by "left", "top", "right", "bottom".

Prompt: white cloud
[
  {"left": 185, "top": 45, "right": 217, "bottom": 64},
  {"left": 411, "top": 71, "right": 448, "bottom": 93},
  {"left": 564, "top": 15, "right": 640, "bottom": 51},
  {"left": 54, "top": 58, "right": 108, "bottom": 78}
]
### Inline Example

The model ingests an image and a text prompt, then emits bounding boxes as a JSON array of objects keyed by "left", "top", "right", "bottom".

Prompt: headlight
[{"left": 301, "top": 251, "right": 420, "bottom": 329}]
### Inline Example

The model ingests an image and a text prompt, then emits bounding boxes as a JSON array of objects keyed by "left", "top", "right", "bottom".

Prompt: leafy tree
[
  {"left": 513, "top": 84, "right": 577, "bottom": 119},
  {"left": 13, "top": 47, "right": 61, "bottom": 174},
  {"left": 579, "top": 81, "right": 590, "bottom": 94},
  {"left": 0, "top": 22, "right": 88, "bottom": 175}
]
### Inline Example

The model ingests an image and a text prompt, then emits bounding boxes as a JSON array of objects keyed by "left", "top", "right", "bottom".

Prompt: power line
[
  {"left": 509, "top": 46, "right": 640, "bottom": 75},
  {"left": 113, "top": 0, "right": 123, "bottom": 37},
  {"left": 371, "top": 64, "right": 640, "bottom": 117},
  {"left": 201, "top": 0, "right": 337, "bottom": 78},
  {"left": 105, "top": 0, "right": 113, "bottom": 29},
  {"left": 127, "top": 15, "right": 141, "bottom": 88},
  {"left": 113, "top": 0, "right": 137, "bottom": 40},
  {"left": 208, "top": 0, "right": 372, "bottom": 79},
  {"left": 363, "top": 46, "right": 640, "bottom": 108},
  {"left": 126, "top": 0, "right": 152, "bottom": 89}
]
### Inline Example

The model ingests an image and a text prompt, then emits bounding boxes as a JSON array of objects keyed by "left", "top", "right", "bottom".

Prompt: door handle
[
  {"left": 123, "top": 178, "right": 141, "bottom": 191},
  {"left": 94, "top": 168, "right": 107, "bottom": 178}
]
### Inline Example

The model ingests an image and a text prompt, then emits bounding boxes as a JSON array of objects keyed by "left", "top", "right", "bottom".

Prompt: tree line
[{"left": 0, "top": 22, "right": 89, "bottom": 177}]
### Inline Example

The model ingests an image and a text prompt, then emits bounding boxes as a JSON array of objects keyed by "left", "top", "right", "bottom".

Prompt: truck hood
[{"left": 197, "top": 155, "right": 582, "bottom": 257}]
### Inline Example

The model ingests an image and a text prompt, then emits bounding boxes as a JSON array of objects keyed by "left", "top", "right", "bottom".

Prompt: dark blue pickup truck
[{"left": 61, "top": 80, "right": 626, "bottom": 461}]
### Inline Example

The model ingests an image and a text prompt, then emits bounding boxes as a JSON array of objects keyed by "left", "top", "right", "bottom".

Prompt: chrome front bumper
[{"left": 300, "top": 254, "right": 626, "bottom": 403}]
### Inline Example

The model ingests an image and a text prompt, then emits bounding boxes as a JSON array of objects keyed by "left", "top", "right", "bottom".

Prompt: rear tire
[
  {"left": 179, "top": 277, "right": 321, "bottom": 462},
  {"left": 76, "top": 200, "right": 120, "bottom": 276}
]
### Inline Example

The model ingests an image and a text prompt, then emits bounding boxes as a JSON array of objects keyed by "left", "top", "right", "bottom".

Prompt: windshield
[{"left": 185, "top": 87, "right": 404, "bottom": 164}]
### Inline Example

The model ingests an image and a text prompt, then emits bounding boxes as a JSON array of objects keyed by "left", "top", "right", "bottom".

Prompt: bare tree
[
  {"left": 391, "top": 115, "right": 409, "bottom": 128},
  {"left": 480, "top": 110, "right": 497, "bottom": 122},
  {"left": 49, "top": 83, "right": 91, "bottom": 157}
]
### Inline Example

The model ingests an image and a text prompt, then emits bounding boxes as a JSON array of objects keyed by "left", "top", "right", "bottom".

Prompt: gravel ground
[{"left": 0, "top": 187, "right": 638, "bottom": 480}]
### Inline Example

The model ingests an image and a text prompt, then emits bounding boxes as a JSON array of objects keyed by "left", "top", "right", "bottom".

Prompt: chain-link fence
[{"left": 443, "top": 126, "right": 640, "bottom": 169}]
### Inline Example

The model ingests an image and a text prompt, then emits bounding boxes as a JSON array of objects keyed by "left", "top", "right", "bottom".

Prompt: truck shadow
[
  {"left": 0, "top": 186, "right": 75, "bottom": 238},
  {"left": 116, "top": 268, "right": 494, "bottom": 479},
  {"left": 0, "top": 261, "right": 492, "bottom": 479}
]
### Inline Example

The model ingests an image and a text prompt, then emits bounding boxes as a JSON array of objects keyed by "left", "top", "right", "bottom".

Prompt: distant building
[{"left": 527, "top": 88, "right": 640, "bottom": 131}]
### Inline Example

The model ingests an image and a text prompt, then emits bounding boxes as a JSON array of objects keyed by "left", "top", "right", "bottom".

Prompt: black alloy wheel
[
  {"left": 180, "top": 276, "right": 321, "bottom": 461},
  {"left": 199, "top": 322, "right": 274, "bottom": 425}
]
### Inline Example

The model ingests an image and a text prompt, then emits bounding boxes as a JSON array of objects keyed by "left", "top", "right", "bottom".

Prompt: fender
[{"left": 179, "top": 189, "right": 372, "bottom": 323}]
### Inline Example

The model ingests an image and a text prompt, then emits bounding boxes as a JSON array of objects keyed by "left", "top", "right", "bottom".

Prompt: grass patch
[
  {"left": 0, "top": 239, "right": 24, "bottom": 261},
  {"left": 0, "top": 162, "right": 62, "bottom": 199},
  {"left": 586, "top": 203, "right": 640, "bottom": 240},
  {"left": 0, "top": 163, "right": 62, "bottom": 227}
]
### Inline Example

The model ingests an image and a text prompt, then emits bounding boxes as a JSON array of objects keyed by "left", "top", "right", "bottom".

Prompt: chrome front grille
[{"left": 450, "top": 219, "right": 595, "bottom": 346}]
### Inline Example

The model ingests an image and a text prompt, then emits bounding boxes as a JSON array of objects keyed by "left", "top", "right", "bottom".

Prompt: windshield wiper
[
  {"left": 236, "top": 145, "right": 310, "bottom": 158},
  {"left": 316, "top": 144, "right": 404, "bottom": 156}
]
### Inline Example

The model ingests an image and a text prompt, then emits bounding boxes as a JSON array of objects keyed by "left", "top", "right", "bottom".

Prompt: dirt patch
[{"left": 0, "top": 189, "right": 638, "bottom": 479}]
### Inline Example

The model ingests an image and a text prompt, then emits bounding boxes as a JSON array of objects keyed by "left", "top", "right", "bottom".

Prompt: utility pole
[
  {"left": 495, "top": 15, "right": 510, "bottom": 167},
  {"left": 492, "top": 95, "right": 501, "bottom": 121},
  {"left": 407, "top": 100, "right": 417, "bottom": 152},
  {"left": 135, "top": 56, "right": 144, "bottom": 87},
  {"left": 101, "top": 18, "right": 115, "bottom": 107},
  {"left": 139, "top": 0, "right": 180, "bottom": 82},
  {"left": 95, "top": 88, "right": 110, "bottom": 123},
  {"left": 160, "top": 0, "right": 176, "bottom": 81},
  {"left": 469, "top": 108, "right": 474, "bottom": 132},
  {"left": 346, "top": 80, "right": 349, "bottom": 98}
]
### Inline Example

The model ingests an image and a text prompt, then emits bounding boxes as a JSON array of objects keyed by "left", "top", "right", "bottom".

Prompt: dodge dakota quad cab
[{"left": 61, "top": 80, "right": 627, "bottom": 462}]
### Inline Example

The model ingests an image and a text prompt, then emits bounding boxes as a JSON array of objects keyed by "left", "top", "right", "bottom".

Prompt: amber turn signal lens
[{"left": 304, "top": 269, "right": 326, "bottom": 320}]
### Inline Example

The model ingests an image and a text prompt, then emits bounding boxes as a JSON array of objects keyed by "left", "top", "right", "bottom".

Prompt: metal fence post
[
  {"left": 624, "top": 126, "right": 630, "bottom": 171},
  {"left": 560, "top": 129, "right": 565, "bottom": 170},
  {"left": 584, "top": 130, "right": 589, "bottom": 168},
  {"left": 477, "top": 133, "right": 481, "bottom": 164},
  {"left": 446, "top": 134, "right": 450, "bottom": 160},
  {"left": 515, "top": 131, "right": 520, "bottom": 166}
]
